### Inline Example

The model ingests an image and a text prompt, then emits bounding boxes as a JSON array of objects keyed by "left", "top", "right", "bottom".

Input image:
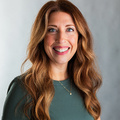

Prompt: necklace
[{"left": 58, "top": 79, "right": 72, "bottom": 95}]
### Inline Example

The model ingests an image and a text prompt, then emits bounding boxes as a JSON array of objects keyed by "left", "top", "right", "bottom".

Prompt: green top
[{"left": 2, "top": 76, "right": 94, "bottom": 120}]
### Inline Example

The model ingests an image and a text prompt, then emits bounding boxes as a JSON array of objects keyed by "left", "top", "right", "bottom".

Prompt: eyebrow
[
  {"left": 48, "top": 24, "right": 75, "bottom": 27},
  {"left": 66, "top": 24, "right": 75, "bottom": 27},
  {"left": 48, "top": 25, "right": 57, "bottom": 27}
]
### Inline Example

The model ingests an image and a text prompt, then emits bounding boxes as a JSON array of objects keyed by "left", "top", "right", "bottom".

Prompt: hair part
[{"left": 21, "top": 0, "right": 102, "bottom": 120}]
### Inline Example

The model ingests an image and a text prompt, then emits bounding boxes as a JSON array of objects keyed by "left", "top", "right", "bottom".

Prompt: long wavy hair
[{"left": 21, "top": 0, "right": 102, "bottom": 120}]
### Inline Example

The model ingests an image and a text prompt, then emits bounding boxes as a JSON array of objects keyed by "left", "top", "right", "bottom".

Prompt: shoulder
[
  {"left": 7, "top": 75, "right": 26, "bottom": 95},
  {"left": 2, "top": 75, "right": 29, "bottom": 120}
]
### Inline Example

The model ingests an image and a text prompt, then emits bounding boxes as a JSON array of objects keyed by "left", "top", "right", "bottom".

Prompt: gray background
[{"left": 0, "top": 0, "right": 120, "bottom": 119}]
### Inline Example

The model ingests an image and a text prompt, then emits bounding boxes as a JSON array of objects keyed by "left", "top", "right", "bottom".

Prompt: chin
[{"left": 54, "top": 59, "right": 71, "bottom": 65}]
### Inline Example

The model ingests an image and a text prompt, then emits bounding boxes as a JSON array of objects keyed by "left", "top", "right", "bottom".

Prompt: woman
[{"left": 2, "top": 0, "right": 102, "bottom": 120}]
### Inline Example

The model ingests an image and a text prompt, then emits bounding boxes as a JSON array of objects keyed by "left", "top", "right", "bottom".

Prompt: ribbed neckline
[{"left": 52, "top": 78, "right": 70, "bottom": 85}]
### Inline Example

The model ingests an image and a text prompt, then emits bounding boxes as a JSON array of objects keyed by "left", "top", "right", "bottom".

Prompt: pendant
[{"left": 70, "top": 93, "right": 72, "bottom": 95}]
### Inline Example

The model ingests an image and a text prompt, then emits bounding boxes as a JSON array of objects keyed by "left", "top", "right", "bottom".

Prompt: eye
[
  {"left": 47, "top": 28, "right": 57, "bottom": 33},
  {"left": 66, "top": 28, "right": 74, "bottom": 32}
]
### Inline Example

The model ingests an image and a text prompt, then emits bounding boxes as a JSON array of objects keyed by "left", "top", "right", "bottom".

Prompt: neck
[{"left": 49, "top": 62, "right": 68, "bottom": 81}]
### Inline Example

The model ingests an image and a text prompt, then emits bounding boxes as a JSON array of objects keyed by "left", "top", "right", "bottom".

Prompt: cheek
[
  {"left": 69, "top": 35, "right": 78, "bottom": 48},
  {"left": 44, "top": 35, "right": 54, "bottom": 46}
]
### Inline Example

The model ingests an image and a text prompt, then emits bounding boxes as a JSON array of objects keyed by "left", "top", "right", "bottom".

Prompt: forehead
[{"left": 48, "top": 11, "right": 75, "bottom": 25}]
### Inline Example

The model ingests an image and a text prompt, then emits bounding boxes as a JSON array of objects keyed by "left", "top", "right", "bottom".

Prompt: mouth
[{"left": 53, "top": 46, "right": 70, "bottom": 53}]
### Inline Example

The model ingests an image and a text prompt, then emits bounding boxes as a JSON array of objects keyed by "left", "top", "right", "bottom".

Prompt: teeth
[{"left": 54, "top": 48, "right": 69, "bottom": 52}]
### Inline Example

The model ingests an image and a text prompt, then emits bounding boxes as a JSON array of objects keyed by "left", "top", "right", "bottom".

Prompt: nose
[{"left": 56, "top": 30, "right": 66, "bottom": 43}]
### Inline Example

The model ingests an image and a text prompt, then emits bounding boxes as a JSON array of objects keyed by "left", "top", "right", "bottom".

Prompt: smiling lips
[{"left": 53, "top": 46, "right": 70, "bottom": 55}]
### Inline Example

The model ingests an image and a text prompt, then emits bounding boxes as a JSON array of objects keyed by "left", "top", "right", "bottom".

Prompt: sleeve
[{"left": 2, "top": 76, "right": 29, "bottom": 120}]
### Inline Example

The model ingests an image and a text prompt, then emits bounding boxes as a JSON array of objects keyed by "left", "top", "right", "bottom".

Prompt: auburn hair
[{"left": 21, "top": 0, "right": 102, "bottom": 120}]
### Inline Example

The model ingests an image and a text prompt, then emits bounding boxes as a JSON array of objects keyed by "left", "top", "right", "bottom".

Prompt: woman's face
[{"left": 44, "top": 11, "right": 78, "bottom": 66}]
